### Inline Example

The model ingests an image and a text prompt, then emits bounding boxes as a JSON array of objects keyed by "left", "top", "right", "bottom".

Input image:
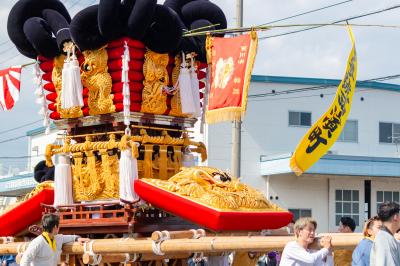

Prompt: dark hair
[
  {"left": 378, "top": 202, "right": 400, "bottom": 222},
  {"left": 41, "top": 213, "right": 60, "bottom": 233},
  {"left": 340, "top": 217, "right": 356, "bottom": 232}
]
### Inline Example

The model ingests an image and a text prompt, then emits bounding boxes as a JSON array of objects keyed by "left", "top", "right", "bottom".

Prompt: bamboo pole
[
  {"left": 151, "top": 229, "right": 205, "bottom": 241},
  {"left": 0, "top": 234, "right": 363, "bottom": 255},
  {"left": 82, "top": 252, "right": 192, "bottom": 264}
]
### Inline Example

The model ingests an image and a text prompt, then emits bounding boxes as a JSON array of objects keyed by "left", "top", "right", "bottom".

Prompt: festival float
[{"left": 0, "top": 0, "right": 359, "bottom": 265}]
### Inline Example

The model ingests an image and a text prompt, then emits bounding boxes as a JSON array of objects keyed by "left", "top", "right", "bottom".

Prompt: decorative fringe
[
  {"left": 61, "top": 46, "right": 84, "bottom": 109},
  {"left": 119, "top": 148, "right": 139, "bottom": 202},
  {"left": 200, "top": 66, "right": 210, "bottom": 134},
  {"left": 205, "top": 107, "right": 244, "bottom": 124},
  {"left": 179, "top": 53, "right": 197, "bottom": 116},
  {"left": 122, "top": 41, "right": 131, "bottom": 126},
  {"left": 33, "top": 60, "right": 50, "bottom": 135},
  {"left": 289, "top": 154, "right": 304, "bottom": 176},
  {"left": 189, "top": 57, "right": 201, "bottom": 117},
  {"left": 54, "top": 154, "right": 74, "bottom": 207}
]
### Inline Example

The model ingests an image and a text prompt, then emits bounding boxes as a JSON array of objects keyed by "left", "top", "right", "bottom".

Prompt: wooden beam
[{"left": 0, "top": 233, "right": 363, "bottom": 255}]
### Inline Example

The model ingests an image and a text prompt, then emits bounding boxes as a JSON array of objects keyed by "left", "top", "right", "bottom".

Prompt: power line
[
  {"left": 257, "top": 0, "right": 352, "bottom": 27},
  {"left": 249, "top": 74, "right": 400, "bottom": 98},
  {"left": 260, "top": 4, "right": 400, "bottom": 40},
  {"left": 0, "top": 119, "right": 42, "bottom": 135},
  {"left": 0, "top": 135, "right": 26, "bottom": 144},
  {"left": 0, "top": 154, "right": 45, "bottom": 159}
]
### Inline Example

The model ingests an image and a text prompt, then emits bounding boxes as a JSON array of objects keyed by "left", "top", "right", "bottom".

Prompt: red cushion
[
  {"left": 107, "top": 37, "right": 146, "bottom": 49},
  {"left": 43, "top": 82, "right": 55, "bottom": 92},
  {"left": 46, "top": 92, "right": 58, "bottom": 102},
  {"left": 107, "top": 47, "right": 146, "bottom": 60},
  {"left": 112, "top": 82, "right": 143, "bottom": 93},
  {"left": 82, "top": 107, "right": 89, "bottom": 116},
  {"left": 197, "top": 70, "right": 206, "bottom": 80},
  {"left": 110, "top": 71, "right": 144, "bottom": 82},
  {"left": 199, "top": 81, "right": 205, "bottom": 89},
  {"left": 82, "top": 87, "right": 89, "bottom": 97},
  {"left": 134, "top": 179, "right": 293, "bottom": 231},
  {"left": 114, "top": 102, "right": 141, "bottom": 112},
  {"left": 42, "top": 72, "right": 52, "bottom": 82},
  {"left": 48, "top": 102, "right": 56, "bottom": 111},
  {"left": 38, "top": 55, "right": 53, "bottom": 62},
  {"left": 49, "top": 112, "right": 60, "bottom": 120},
  {"left": 113, "top": 92, "right": 142, "bottom": 103},
  {"left": 0, "top": 189, "right": 54, "bottom": 236},
  {"left": 108, "top": 59, "right": 144, "bottom": 72},
  {"left": 39, "top": 61, "right": 53, "bottom": 72}
]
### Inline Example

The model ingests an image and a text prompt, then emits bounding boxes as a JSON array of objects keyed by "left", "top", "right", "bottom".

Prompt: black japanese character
[{"left": 306, "top": 126, "right": 328, "bottom": 153}]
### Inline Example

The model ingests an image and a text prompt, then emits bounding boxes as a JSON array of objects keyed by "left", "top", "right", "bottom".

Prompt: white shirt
[
  {"left": 20, "top": 234, "right": 77, "bottom": 266},
  {"left": 280, "top": 241, "right": 333, "bottom": 266}
]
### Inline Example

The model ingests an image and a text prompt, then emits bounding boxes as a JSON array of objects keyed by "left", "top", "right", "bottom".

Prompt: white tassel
[
  {"left": 189, "top": 57, "right": 201, "bottom": 117},
  {"left": 34, "top": 87, "right": 43, "bottom": 97},
  {"left": 179, "top": 53, "right": 196, "bottom": 116},
  {"left": 54, "top": 154, "right": 74, "bottom": 207},
  {"left": 43, "top": 118, "right": 50, "bottom": 127},
  {"left": 182, "top": 151, "right": 196, "bottom": 167},
  {"left": 45, "top": 126, "right": 50, "bottom": 135},
  {"left": 38, "top": 106, "right": 46, "bottom": 116},
  {"left": 119, "top": 148, "right": 139, "bottom": 202},
  {"left": 61, "top": 47, "right": 84, "bottom": 109},
  {"left": 36, "top": 96, "right": 45, "bottom": 105},
  {"left": 122, "top": 41, "right": 131, "bottom": 127}
]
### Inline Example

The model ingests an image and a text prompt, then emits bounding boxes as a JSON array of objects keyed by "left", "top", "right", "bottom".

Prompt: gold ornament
[
  {"left": 143, "top": 166, "right": 284, "bottom": 212},
  {"left": 169, "top": 55, "right": 188, "bottom": 117},
  {"left": 141, "top": 50, "right": 169, "bottom": 114},
  {"left": 81, "top": 46, "right": 115, "bottom": 115}
]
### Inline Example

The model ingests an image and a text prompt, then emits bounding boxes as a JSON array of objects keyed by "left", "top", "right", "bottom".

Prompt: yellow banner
[{"left": 290, "top": 26, "right": 357, "bottom": 176}]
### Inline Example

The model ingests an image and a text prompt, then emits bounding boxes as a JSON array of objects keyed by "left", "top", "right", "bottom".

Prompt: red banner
[{"left": 206, "top": 32, "right": 258, "bottom": 123}]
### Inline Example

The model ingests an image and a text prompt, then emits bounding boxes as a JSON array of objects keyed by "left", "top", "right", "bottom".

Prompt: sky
[{"left": 0, "top": 0, "right": 399, "bottom": 173}]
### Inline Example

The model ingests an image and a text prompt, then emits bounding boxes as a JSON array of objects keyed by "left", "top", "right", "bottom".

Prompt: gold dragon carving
[
  {"left": 81, "top": 46, "right": 115, "bottom": 115},
  {"left": 141, "top": 50, "right": 169, "bottom": 114},
  {"left": 52, "top": 54, "right": 83, "bottom": 118},
  {"left": 71, "top": 136, "right": 120, "bottom": 201},
  {"left": 144, "top": 166, "right": 284, "bottom": 212}
]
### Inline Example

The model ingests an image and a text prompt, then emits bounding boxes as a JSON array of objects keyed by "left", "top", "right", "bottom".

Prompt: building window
[
  {"left": 338, "top": 120, "right": 358, "bottom": 142},
  {"left": 289, "top": 111, "right": 311, "bottom": 127},
  {"left": 335, "top": 189, "right": 360, "bottom": 226},
  {"left": 377, "top": 191, "right": 399, "bottom": 211},
  {"left": 379, "top": 122, "right": 400, "bottom": 143},
  {"left": 288, "top": 208, "right": 312, "bottom": 221}
]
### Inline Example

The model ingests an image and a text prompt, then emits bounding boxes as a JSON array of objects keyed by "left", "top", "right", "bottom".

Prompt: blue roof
[
  {"left": 251, "top": 75, "right": 400, "bottom": 92},
  {"left": 260, "top": 154, "right": 400, "bottom": 177},
  {"left": 26, "top": 124, "right": 56, "bottom": 136}
]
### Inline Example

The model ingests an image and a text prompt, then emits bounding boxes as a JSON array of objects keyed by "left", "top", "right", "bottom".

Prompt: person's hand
[
  {"left": 395, "top": 233, "right": 400, "bottom": 241},
  {"left": 77, "top": 237, "right": 90, "bottom": 245},
  {"left": 320, "top": 235, "right": 332, "bottom": 251}
]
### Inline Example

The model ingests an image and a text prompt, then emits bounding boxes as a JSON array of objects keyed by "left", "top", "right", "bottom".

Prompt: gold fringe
[
  {"left": 206, "top": 35, "right": 213, "bottom": 64},
  {"left": 241, "top": 31, "right": 258, "bottom": 112},
  {"left": 289, "top": 154, "right": 303, "bottom": 176},
  {"left": 205, "top": 107, "right": 243, "bottom": 124}
]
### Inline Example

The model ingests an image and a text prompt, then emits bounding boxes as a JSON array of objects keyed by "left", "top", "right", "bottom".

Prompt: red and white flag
[{"left": 0, "top": 66, "right": 22, "bottom": 110}]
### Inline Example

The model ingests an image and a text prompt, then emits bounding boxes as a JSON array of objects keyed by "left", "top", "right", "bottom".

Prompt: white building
[
  {"left": 0, "top": 126, "right": 60, "bottom": 208},
  {"left": 206, "top": 75, "right": 400, "bottom": 233}
]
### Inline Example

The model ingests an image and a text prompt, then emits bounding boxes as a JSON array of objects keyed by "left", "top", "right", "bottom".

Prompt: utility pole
[{"left": 231, "top": 0, "right": 243, "bottom": 178}]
